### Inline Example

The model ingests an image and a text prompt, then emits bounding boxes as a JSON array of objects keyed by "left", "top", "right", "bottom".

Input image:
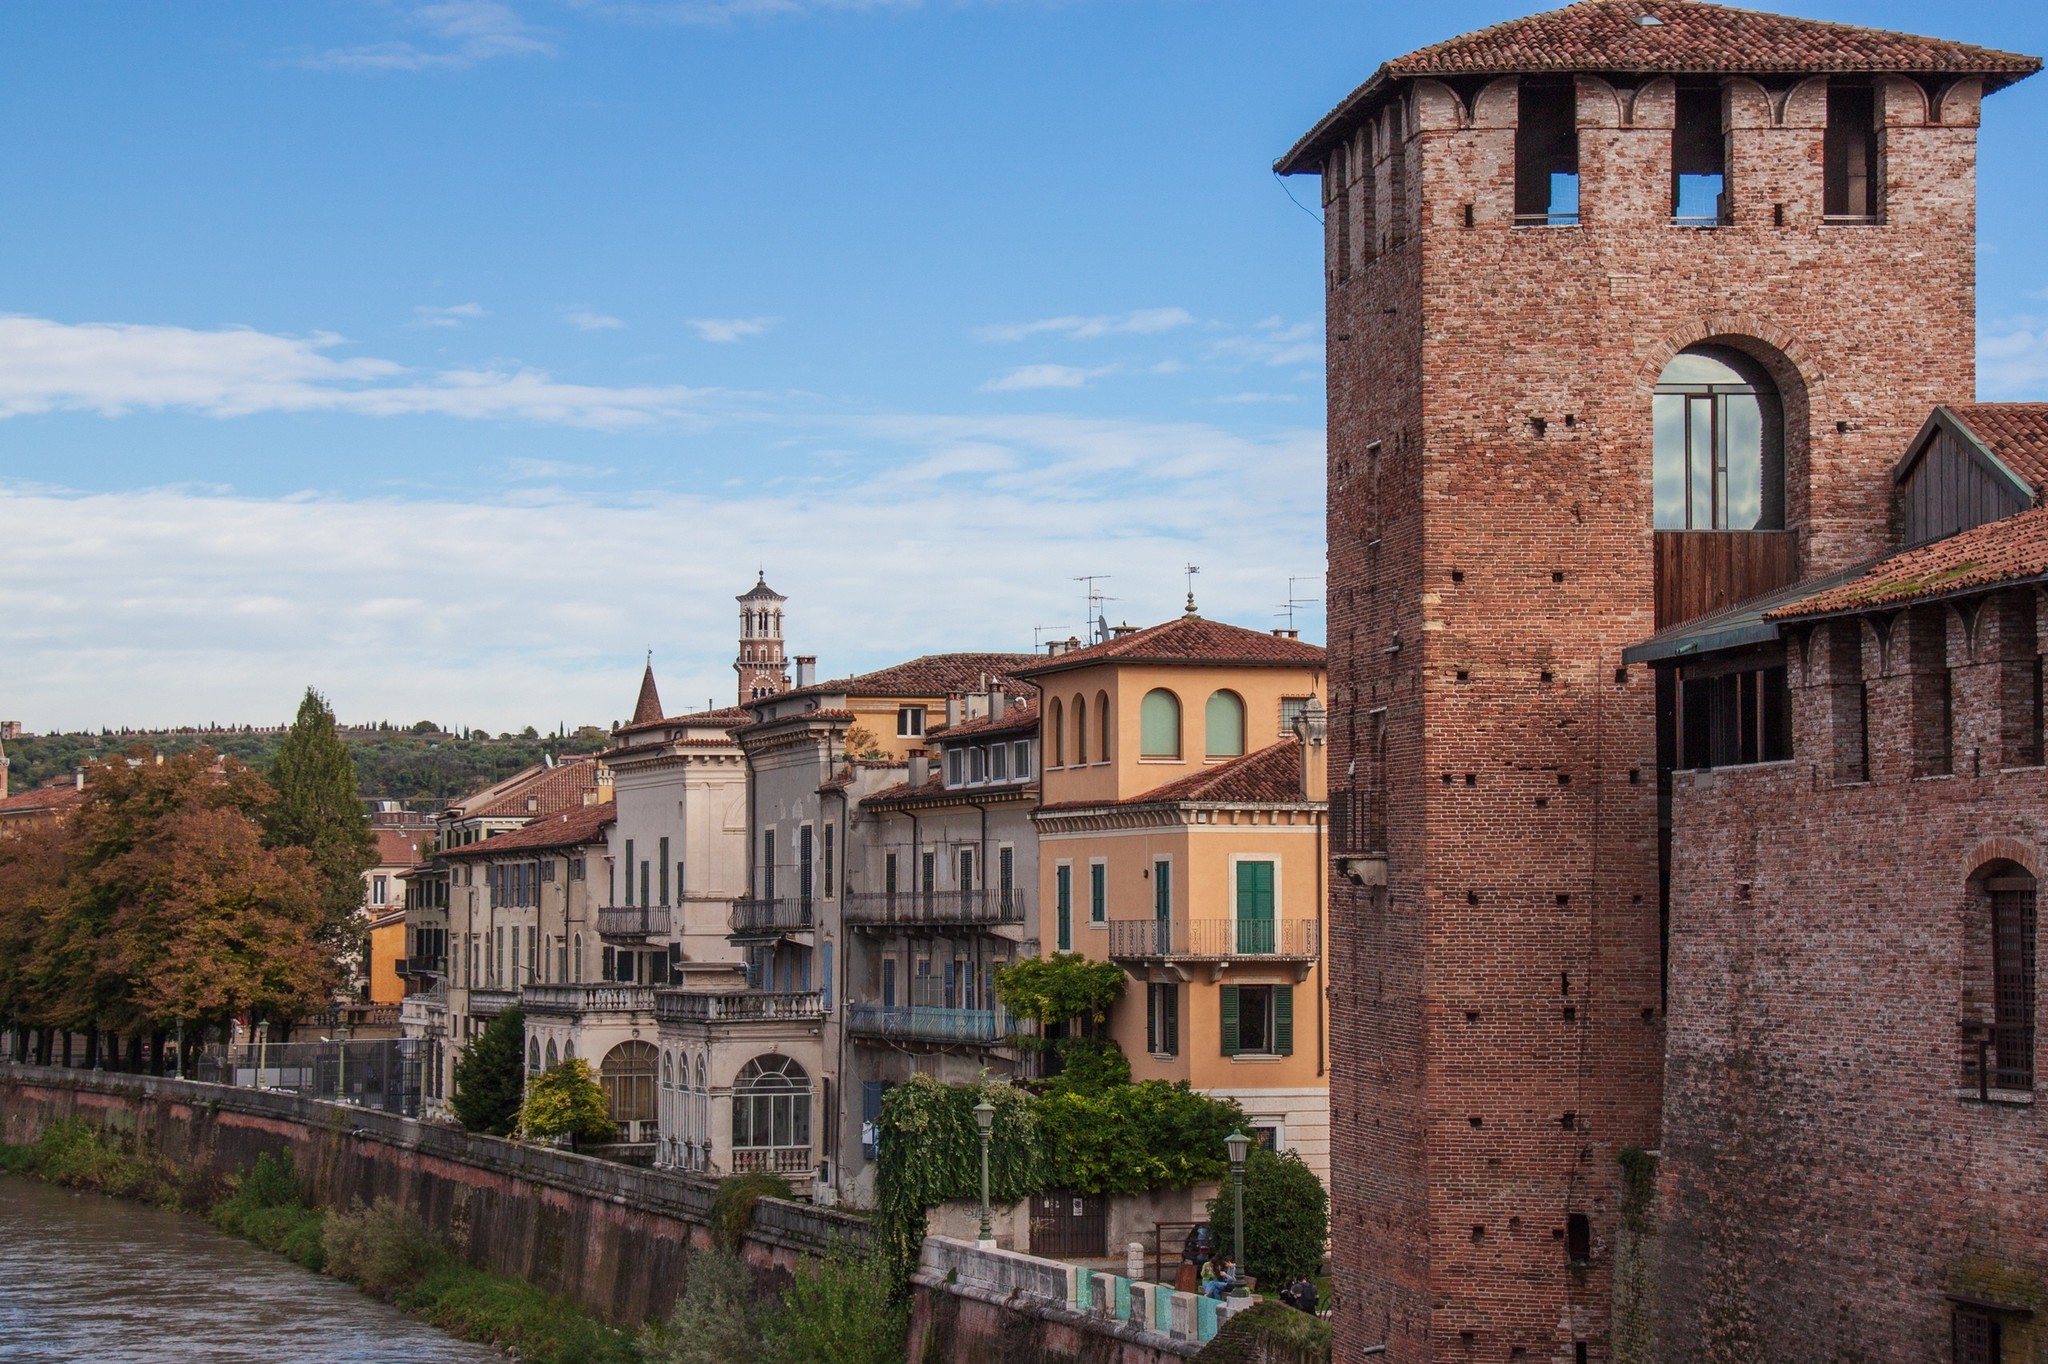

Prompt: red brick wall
[
  {"left": 1659, "top": 595, "right": 2048, "bottom": 1361},
  {"left": 1320, "top": 71, "right": 1984, "bottom": 1363}
]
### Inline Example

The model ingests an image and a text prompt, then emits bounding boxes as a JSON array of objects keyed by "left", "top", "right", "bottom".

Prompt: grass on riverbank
[{"left": 3, "top": 1125, "right": 639, "bottom": 1364}]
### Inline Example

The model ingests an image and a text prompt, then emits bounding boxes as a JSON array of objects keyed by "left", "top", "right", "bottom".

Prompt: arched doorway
[{"left": 600, "top": 1040, "right": 657, "bottom": 1142}]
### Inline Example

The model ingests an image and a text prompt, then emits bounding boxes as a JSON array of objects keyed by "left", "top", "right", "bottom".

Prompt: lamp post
[
  {"left": 973, "top": 1098, "right": 997, "bottom": 1249},
  {"left": 1225, "top": 1129, "right": 1251, "bottom": 1299},
  {"left": 256, "top": 1020, "right": 270, "bottom": 1090}
]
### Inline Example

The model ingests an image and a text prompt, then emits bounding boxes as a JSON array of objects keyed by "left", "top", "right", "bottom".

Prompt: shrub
[
  {"left": 761, "top": 1244, "right": 906, "bottom": 1364},
  {"left": 522, "top": 1058, "right": 614, "bottom": 1144},
  {"left": 324, "top": 1198, "right": 445, "bottom": 1299},
  {"left": 1191, "top": 1299, "right": 1331, "bottom": 1364},
  {"left": 3, "top": 1117, "right": 183, "bottom": 1205},
  {"left": 710, "top": 1171, "right": 793, "bottom": 1253},
  {"left": 401, "top": 1260, "right": 640, "bottom": 1364},
  {"left": 640, "top": 1248, "right": 763, "bottom": 1364},
  {"left": 1205, "top": 1147, "right": 1330, "bottom": 1288},
  {"left": 1041, "top": 1037, "right": 1131, "bottom": 1096},
  {"left": 210, "top": 1150, "right": 327, "bottom": 1270}
]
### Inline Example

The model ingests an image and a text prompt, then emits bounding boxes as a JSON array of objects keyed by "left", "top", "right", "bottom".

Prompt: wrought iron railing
[
  {"left": 729, "top": 898, "right": 815, "bottom": 936},
  {"left": 598, "top": 904, "right": 672, "bottom": 939},
  {"left": 1106, "top": 918, "right": 1320, "bottom": 961},
  {"left": 845, "top": 1005, "right": 1010, "bottom": 1045},
  {"left": 1963, "top": 1019, "right": 2035, "bottom": 1098},
  {"left": 843, "top": 888, "right": 1028, "bottom": 930},
  {"left": 518, "top": 984, "right": 657, "bottom": 1016},
  {"left": 655, "top": 990, "right": 825, "bottom": 1024}
]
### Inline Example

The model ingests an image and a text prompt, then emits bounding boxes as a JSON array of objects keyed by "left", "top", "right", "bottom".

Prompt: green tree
[
  {"left": 265, "top": 689, "right": 378, "bottom": 957},
  {"left": 521, "top": 1058, "right": 614, "bottom": 1144},
  {"left": 993, "top": 953, "right": 1124, "bottom": 1041},
  {"left": 451, "top": 1008, "right": 527, "bottom": 1135},
  {"left": 640, "top": 1249, "right": 764, "bottom": 1364},
  {"left": 760, "top": 1246, "right": 907, "bottom": 1364},
  {"left": 1205, "top": 1146, "right": 1330, "bottom": 1288}
]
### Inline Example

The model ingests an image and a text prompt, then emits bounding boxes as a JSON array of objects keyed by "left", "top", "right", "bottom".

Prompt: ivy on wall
[{"left": 873, "top": 1076, "right": 1042, "bottom": 1293}]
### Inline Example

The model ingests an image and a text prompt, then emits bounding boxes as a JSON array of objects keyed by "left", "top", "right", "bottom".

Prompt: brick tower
[
  {"left": 735, "top": 573, "right": 791, "bottom": 703},
  {"left": 1277, "top": 4, "right": 2036, "bottom": 1360}
]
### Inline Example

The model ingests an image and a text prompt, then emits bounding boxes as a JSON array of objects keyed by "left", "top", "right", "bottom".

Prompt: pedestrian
[
  {"left": 1283, "top": 1274, "right": 1318, "bottom": 1314},
  {"left": 1202, "top": 1255, "right": 1238, "bottom": 1300}
]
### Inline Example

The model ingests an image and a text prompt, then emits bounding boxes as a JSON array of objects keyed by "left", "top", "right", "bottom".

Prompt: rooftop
[
  {"left": 775, "top": 652, "right": 1037, "bottom": 703},
  {"left": 452, "top": 755, "right": 605, "bottom": 821},
  {"left": 440, "top": 800, "right": 617, "bottom": 858},
  {"left": 929, "top": 701, "right": 1040, "bottom": 743},
  {"left": 1277, "top": 0, "right": 2039, "bottom": 174},
  {"left": 614, "top": 703, "right": 753, "bottom": 740},
  {"left": 1769, "top": 502, "right": 2048, "bottom": 621},
  {"left": 1014, "top": 616, "right": 1325, "bottom": 678},
  {"left": 1039, "top": 738, "right": 1314, "bottom": 811},
  {"left": 1935, "top": 403, "right": 2048, "bottom": 498}
]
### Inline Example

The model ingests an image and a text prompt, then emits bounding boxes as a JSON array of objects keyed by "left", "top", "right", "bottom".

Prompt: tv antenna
[
  {"left": 1278, "top": 575, "right": 1324, "bottom": 631},
  {"left": 1074, "top": 574, "right": 1115, "bottom": 644}
]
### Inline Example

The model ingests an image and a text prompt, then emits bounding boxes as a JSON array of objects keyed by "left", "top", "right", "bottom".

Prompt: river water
[{"left": 0, "top": 1175, "right": 504, "bottom": 1362}]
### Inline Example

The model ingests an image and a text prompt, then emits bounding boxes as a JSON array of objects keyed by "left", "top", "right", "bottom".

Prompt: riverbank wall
[{"left": 0, "top": 1063, "right": 864, "bottom": 1327}]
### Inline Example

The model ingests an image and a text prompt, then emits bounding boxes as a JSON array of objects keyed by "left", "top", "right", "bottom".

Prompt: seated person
[{"left": 1201, "top": 1256, "right": 1239, "bottom": 1299}]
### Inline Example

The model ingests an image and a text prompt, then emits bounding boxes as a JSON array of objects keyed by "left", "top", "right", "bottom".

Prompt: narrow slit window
[
  {"left": 1516, "top": 79, "right": 1579, "bottom": 226},
  {"left": 1824, "top": 81, "right": 1881, "bottom": 222},
  {"left": 1672, "top": 83, "right": 1727, "bottom": 225}
]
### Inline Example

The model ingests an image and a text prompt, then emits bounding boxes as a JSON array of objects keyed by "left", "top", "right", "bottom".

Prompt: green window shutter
[
  {"left": 1140, "top": 689, "right": 1181, "bottom": 758},
  {"left": 1275, "top": 986, "right": 1294, "bottom": 1056},
  {"left": 1057, "top": 866, "right": 1072, "bottom": 952},
  {"left": 1236, "top": 861, "right": 1276, "bottom": 954},
  {"left": 1164, "top": 985, "right": 1179, "bottom": 1055},
  {"left": 1155, "top": 860, "right": 1171, "bottom": 918},
  {"left": 1091, "top": 863, "right": 1107, "bottom": 922},
  {"left": 1220, "top": 984, "right": 1241, "bottom": 1057},
  {"left": 1146, "top": 985, "right": 1158, "bottom": 1054}
]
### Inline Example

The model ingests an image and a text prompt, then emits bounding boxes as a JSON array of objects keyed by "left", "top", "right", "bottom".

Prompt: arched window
[
  {"left": 661, "top": 1053, "right": 673, "bottom": 1088},
  {"left": 1653, "top": 346, "right": 1784, "bottom": 531},
  {"left": 731, "top": 1054, "right": 811, "bottom": 1173},
  {"left": 1097, "top": 690, "right": 1111, "bottom": 762},
  {"left": 527, "top": 1037, "right": 541, "bottom": 1074},
  {"left": 564, "top": 1039, "right": 575, "bottom": 1061},
  {"left": 1074, "top": 695, "right": 1089, "bottom": 764},
  {"left": 1140, "top": 689, "right": 1182, "bottom": 759},
  {"left": 1975, "top": 864, "right": 2039, "bottom": 1092},
  {"left": 601, "top": 1041, "right": 658, "bottom": 1128},
  {"left": 1205, "top": 691, "right": 1246, "bottom": 758},
  {"left": 545, "top": 1038, "right": 558, "bottom": 1068},
  {"left": 1048, "top": 698, "right": 1064, "bottom": 767}
]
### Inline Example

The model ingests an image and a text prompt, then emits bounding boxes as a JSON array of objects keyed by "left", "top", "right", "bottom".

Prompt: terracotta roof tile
[
  {"left": 1016, "top": 617, "right": 1324, "bottom": 678},
  {"left": 631, "top": 664, "right": 664, "bottom": 727},
  {"left": 0, "top": 781, "right": 88, "bottom": 817},
  {"left": 1769, "top": 503, "right": 2048, "bottom": 619},
  {"left": 1277, "top": 1, "right": 2039, "bottom": 174},
  {"left": 614, "top": 704, "right": 752, "bottom": 739},
  {"left": 441, "top": 801, "right": 616, "bottom": 857},
  {"left": 780, "top": 653, "right": 1038, "bottom": 703},
  {"left": 929, "top": 701, "right": 1040, "bottom": 742},
  {"left": 1038, "top": 739, "right": 1313, "bottom": 811},
  {"left": 372, "top": 828, "right": 425, "bottom": 867},
  {"left": 462, "top": 757, "right": 605, "bottom": 820},
  {"left": 1945, "top": 404, "right": 2048, "bottom": 497}
]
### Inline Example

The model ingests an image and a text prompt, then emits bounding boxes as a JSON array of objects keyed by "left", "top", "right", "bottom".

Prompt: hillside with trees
[{"left": 6, "top": 722, "right": 613, "bottom": 808}]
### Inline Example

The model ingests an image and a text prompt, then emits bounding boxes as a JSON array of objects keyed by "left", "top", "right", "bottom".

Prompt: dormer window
[{"left": 1515, "top": 78, "right": 1579, "bottom": 227}]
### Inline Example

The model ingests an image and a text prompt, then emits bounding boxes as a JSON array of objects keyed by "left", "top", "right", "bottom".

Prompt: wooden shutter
[
  {"left": 1237, "top": 861, "right": 1276, "bottom": 954},
  {"left": 1057, "top": 866, "right": 1073, "bottom": 951},
  {"left": 1164, "top": 984, "right": 1179, "bottom": 1055},
  {"left": 1091, "top": 863, "right": 1107, "bottom": 922},
  {"left": 1275, "top": 986, "right": 1295, "bottom": 1056},
  {"left": 1220, "top": 984, "right": 1241, "bottom": 1057},
  {"left": 1147, "top": 985, "right": 1159, "bottom": 1054}
]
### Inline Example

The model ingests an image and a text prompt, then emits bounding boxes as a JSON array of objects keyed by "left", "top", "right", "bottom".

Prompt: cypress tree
[
  {"left": 266, "top": 688, "right": 378, "bottom": 957},
  {"left": 452, "top": 1007, "right": 528, "bottom": 1136}
]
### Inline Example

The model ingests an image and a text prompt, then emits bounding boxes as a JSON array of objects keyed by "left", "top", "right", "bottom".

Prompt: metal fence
[{"left": 192, "top": 1038, "right": 427, "bottom": 1117}]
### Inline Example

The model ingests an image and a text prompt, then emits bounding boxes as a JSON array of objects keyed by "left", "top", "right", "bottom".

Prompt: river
[{"left": 0, "top": 1175, "right": 505, "bottom": 1362}]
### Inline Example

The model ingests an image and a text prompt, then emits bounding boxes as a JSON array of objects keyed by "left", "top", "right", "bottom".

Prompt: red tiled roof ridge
[
  {"left": 1942, "top": 403, "right": 2048, "bottom": 498},
  {"left": 1016, "top": 616, "right": 1325, "bottom": 676},
  {"left": 1277, "top": 1, "right": 2039, "bottom": 174},
  {"left": 928, "top": 701, "right": 1040, "bottom": 741},
  {"left": 1768, "top": 502, "right": 2048, "bottom": 620},
  {"left": 464, "top": 758, "right": 606, "bottom": 820},
  {"left": 779, "top": 652, "right": 1038, "bottom": 701},
  {"left": 1039, "top": 739, "right": 1314, "bottom": 810}
]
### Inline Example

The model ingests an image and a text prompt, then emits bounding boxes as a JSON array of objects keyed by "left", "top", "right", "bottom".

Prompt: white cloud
[
  {"left": 1980, "top": 316, "right": 2048, "bottom": 400},
  {"left": 976, "top": 307, "right": 1196, "bottom": 344},
  {"left": 0, "top": 412, "right": 1324, "bottom": 731},
  {"left": 981, "top": 363, "right": 1105, "bottom": 392},
  {"left": 1209, "top": 317, "right": 1322, "bottom": 369},
  {"left": 687, "top": 316, "right": 776, "bottom": 343},
  {"left": 503, "top": 457, "right": 617, "bottom": 480},
  {"left": 563, "top": 309, "right": 626, "bottom": 331},
  {"left": 309, "top": 1, "right": 555, "bottom": 71},
  {"left": 411, "top": 302, "right": 488, "bottom": 329},
  {"left": 0, "top": 315, "right": 718, "bottom": 428}
]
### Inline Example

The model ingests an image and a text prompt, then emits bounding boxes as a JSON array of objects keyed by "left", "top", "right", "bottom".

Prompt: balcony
[
  {"left": 466, "top": 988, "right": 519, "bottom": 1019},
  {"left": 398, "top": 993, "right": 446, "bottom": 1034},
  {"left": 846, "top": 1004, "right": 1011, "bottom": 1047},
  {"left": 656, "top": 989, "right": 825, "bottom": 1025},
  {"left": 1106, "top": 918, "right": 1321, "bottom": 976},
  {"left": 395, "top": 956, "right": 445, "bottom": 981},
  {"left": 729, "top": 897, "right": 815, "bottom": 939},
  {"left": 519, "top": 984, "right": 657, "bottom": 1017},
  {"left": 844, "top": 888, "right": 1028, "bottom": 932},
  {"left": 730, "top": 1146, "right": 813, "bottom": 1176},
  {"left": 598, "top": 904, "right": 672, "bottom": 941}
]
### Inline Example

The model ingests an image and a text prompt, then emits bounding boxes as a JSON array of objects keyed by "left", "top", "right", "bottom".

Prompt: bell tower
[
  {"left": 1279, "top": 3, "right": 2035, "bottom": 1361},
  {"left": 735, "top": 574, "right": 791, "bottom": 704}
]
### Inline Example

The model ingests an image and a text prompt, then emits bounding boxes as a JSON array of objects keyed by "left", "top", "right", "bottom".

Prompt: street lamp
[
  {"left": 256, "top": 1020, "right": 271, "bottom": 1090},
  {"left": 1224, "top": 1129, "right": 1251, "bottom": 1299},
  {"left": 973, "top": 1098, "right": 997, "bottom": 1249}
]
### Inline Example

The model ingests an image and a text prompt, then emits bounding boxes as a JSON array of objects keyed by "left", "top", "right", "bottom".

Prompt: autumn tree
[
  {"left": 266, "top": 688, "right": 378, "bottom": 957},
  {"left": 521, "top": 1058, "right": 614, "bottom": 1146}
]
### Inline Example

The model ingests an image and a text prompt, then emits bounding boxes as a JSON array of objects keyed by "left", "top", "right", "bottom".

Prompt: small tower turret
[{"left": 735, "top": 574, "right": 792, "bottom": 703}]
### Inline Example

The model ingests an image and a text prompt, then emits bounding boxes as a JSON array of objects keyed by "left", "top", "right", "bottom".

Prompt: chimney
[
  {"left": 1110, "top": 622, "right": 1139, "bottom": 638},
  {"left": 946, "top": 696, "right": 962, "bottom": 727},
  {"left": 1272, "top": 628, "right": 1300, "bottom": 640},
  {"left": 907, "top": 748, "right": 929, "bottom": 786},
  {"left": 795, "top": 656, "right": 816, "bottom": 688}
]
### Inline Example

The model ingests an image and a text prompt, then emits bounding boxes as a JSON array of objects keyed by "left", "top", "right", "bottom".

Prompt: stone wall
[{"left": 0, "top": 1064, "right": 866, "bottom": 1327}]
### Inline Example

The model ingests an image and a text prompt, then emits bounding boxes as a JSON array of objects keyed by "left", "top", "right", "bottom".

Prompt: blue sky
[{"left": 2, "top": 0, "right": 2045, "bottom": 733}]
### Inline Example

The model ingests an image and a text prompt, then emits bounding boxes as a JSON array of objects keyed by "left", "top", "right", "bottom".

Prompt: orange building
[{"left": 1019, "top": 610, "right": 1332, "bottom": 1180}]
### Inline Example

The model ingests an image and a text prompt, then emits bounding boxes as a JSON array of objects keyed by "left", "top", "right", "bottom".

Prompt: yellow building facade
[{"left": 1021, "top": 614, "right": 1331, "bottom": 1179}]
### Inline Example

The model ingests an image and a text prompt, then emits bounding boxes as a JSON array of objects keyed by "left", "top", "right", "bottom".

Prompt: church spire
[{"left": 632, "top": 658, "right": 664, "bottom": 726}]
